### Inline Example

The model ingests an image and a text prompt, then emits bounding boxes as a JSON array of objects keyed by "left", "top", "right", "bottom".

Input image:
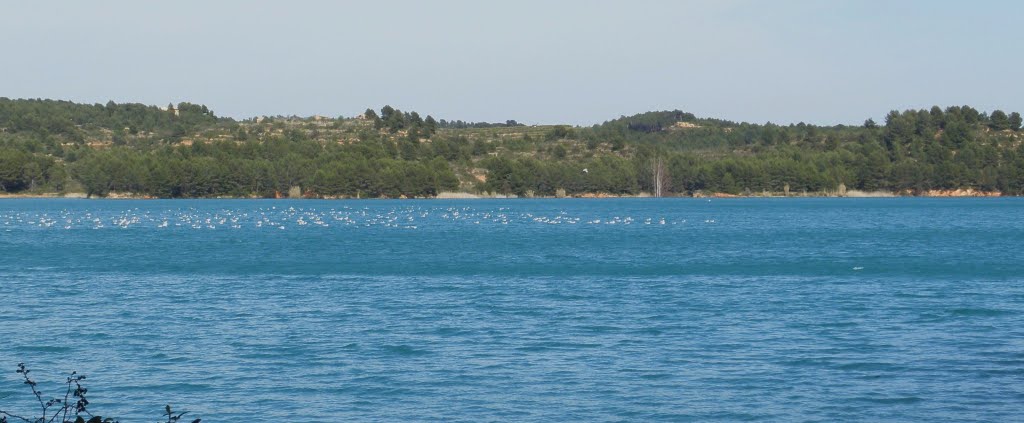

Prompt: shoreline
[{"left": 0, "top": 189, "right": 1009, "bottom": 200}]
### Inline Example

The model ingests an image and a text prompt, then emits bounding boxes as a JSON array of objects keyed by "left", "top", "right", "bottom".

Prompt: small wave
[
  {"left": 577, "top": 325, "right": 622, "bottom": 333},
  {"left": 638, "top": 373, "right": 673, "bottom": 380},
  {"left": 237, "top": 353, "right": 284, "bottom": 360},
  {"left": 380, "top": 344, "right": 429, "bottom": 356},
  {"left": 836, "top": 362, "right": 901, "bottom": 371},
  {"left": 121, "top": 382, "right": 212, "bottom": 392},
  {"left": 515, "top": 341, "right": 602, "bottom": 352},
  {"left": 816, "top": 321, "right": 858, "bottom": 328},
  {"left": 15, "top": 345, "right": 72, "bottom": 353},
  {"left": 850, "top": 396, "right": 924, "bottom": 405},
  {"left": 636, "top": 327, "right": 663, "bottom": 335},
  {"left": 432, "top": 327, "right": 469, "bottom": 337},
  {"left": 779, "top": 357, "right": 834, "bottom": 367},
  {"left": 949, "top": 308, "right": 1014, "bottom": 317}
]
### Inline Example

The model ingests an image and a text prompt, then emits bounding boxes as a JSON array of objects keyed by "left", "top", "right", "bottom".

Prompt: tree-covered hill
[
  {"left": 0, "top": 98, "right": 221, "bottom": 144},
  {"left": 0, "top": 98, "right": 1021, "bottom": 198}
]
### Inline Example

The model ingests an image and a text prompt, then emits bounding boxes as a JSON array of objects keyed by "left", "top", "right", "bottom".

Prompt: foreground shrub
[{"left": 0, "top": 363, "right": 198, "bottom": 423}]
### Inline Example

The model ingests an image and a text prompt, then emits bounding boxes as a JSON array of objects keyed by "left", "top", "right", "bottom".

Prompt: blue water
[{"left": 1, "top": 198, "right": 1023, "bottom": 422}]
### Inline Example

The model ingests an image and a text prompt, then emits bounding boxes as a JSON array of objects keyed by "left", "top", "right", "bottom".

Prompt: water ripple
[{"left": 1, "top": 199, "right": 1023, "bottom": 421}]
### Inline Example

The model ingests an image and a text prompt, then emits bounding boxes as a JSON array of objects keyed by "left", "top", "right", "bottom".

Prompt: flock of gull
[{"left": 1, "top": 206, "right": 718, "bottom": 231}]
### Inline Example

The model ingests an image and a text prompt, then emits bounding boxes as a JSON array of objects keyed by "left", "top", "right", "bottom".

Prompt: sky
[{"left": 2, "top": 0, "right": 1022, "bottom": 126}]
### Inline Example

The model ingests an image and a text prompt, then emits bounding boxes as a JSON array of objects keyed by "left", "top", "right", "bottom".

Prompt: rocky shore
[{"left": 918, "top": 189, "right": 1002, "bottom": 197}]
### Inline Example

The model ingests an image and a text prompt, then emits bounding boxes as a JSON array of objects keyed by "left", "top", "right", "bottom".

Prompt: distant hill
[{"left": 0, "top": 98, "right": 1021, "bottom": 198}]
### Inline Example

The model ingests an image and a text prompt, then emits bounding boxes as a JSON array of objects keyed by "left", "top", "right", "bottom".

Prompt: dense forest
[{"left": 0, "top": 97, "right": 1022, "bottom": 198}]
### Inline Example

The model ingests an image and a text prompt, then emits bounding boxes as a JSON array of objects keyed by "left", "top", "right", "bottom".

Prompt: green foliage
[
  {"left": 990, "top": 110, "right": 1010, "bottom": 131},
  {"left": 437, "top": 118, "right": 525, "bottom": 129},
  {"left": 0, "top": 98, "right": 1022, "bottom": 197},
  {"left": 0, "top": 147, "right": 60, "bottom": 192},
  {"left": 1009, "top": 112, "right": 1022, "bottom": 131},
  {"left": 0, "top": 98, "right": 220, "bottom": 145},
  {"left": 545, "top": 125, "right": 576, "bottom": 141},
  {"left": 601, "top": 110, "right": 700, "bottom": 133}
]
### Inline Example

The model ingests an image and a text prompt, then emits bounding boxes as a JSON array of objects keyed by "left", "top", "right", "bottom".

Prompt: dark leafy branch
[{"left": 0, "top": 364, "right": 198, "bottom": 423}]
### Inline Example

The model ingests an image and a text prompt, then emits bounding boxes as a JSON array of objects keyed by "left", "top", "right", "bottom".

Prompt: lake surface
[{"left": 1, "top": 198, "right": 1022, "bottom": 422}]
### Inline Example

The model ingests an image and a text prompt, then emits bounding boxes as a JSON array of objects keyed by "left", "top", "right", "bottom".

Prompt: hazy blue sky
[{"left": 2, "top": 1, "right": 1022, "bottom": 125}]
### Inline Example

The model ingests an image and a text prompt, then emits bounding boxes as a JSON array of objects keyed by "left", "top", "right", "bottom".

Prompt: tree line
[
  {"left": 0, "top": 98, "right": 1022, "bottom": 197},
  {"left": 66, "top": 137, "right": 461, "bottom": 198}
]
